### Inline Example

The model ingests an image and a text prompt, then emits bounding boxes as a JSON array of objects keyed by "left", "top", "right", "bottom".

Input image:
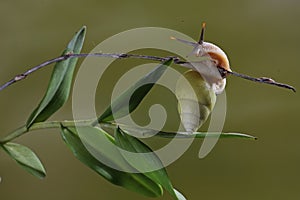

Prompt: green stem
[
  {"left": 0, "top": 119, "right": 256, "bottom": 145},
  {"left": 0, "top": 119, "right": 95, "bottom": 144}
]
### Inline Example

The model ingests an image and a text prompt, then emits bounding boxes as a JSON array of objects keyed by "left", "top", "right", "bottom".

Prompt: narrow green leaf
[
  {"left": 192, "top": 132, "right": 257, "bottom": 139},
  {"left": 114, "top": 125, "right": 257, "bottom": 140},
  {"left": 155, "top": 131, "right": 257, "bottom": 140},
  {"left": 96, "top": 58, "right": 173, "bottom": 123},
  {"left": 26, "top": 26, "right": 86, "bottom": 128},
  {"left": 70, "top": 126, "right": 136, "bottom": 172},
  {"left": 60, "top": 125, "right": 163, "bottom": 198},
  {"left": 115, "top": 127, "right": 179, "bottom": 200},
  {"left": 1, "top": 142, "right": 46, "bottom": 178},
  {"left": 174, "top": 189, "right": 187, "bottom": 200}
]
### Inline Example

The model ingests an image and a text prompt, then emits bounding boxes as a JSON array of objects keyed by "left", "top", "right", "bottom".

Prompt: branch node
[
  {"left": 119, "top": 53, "right": 129, "bottom": 58},
  {"left": 14, "top": 74, "right": 26, "bottom": 81}
]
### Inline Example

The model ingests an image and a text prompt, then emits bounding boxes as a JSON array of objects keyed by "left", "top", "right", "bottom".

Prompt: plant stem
[
  {"left": 0, "top": 119, "right": 257, "bottom": 145},
  {"left": 0, "top": 120, "right": 94, "bottom": 144}
]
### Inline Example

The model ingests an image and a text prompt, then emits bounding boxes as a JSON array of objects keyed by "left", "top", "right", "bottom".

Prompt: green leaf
[
  {"left": 1, "top": 142, "right": 46, "bottom": 178},
  {"left": 115, "top": 127, "right": 179, "bottom": 200},
  {"left": 60, "top": 125, "right": 163, "bottom": 198},
  {"left": 192, "top": 132, "right": 257, "bottom": 139},
  {"left": 26, "top": 26, "right": 86, "bottom": 128},
  {"left": 113, "top": 125, "right": 257, "bottom": 140},
  {"left": 155, "top": 131, "right": 257, "bottom": 140},
  {"left": 96, "top": 58, "right": 173, "bottom": 123},
  {"left": 174, "top": 188, "right": 187, "bottom": 200}
]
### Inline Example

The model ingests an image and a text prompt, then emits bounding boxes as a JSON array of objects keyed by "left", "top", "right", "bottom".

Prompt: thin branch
[
  {"left": 0, "top": 52, "right": 296, "bottom": 92},
  {"left": 0, "top": 53, "right": 172, "bottom": 91},
  {"left": 0, "top": 54, "right": 69, "bottom": 91},
  {"left": 218, "top": 67, "right": 296, "bottom": 92}
]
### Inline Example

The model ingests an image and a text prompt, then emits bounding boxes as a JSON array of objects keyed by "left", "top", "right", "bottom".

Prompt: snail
[{"left": 173, "top": 23, "right": 231, "bottom": 132}]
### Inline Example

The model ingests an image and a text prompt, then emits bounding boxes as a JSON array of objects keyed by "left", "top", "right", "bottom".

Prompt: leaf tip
[{"left": 80, "top": 25, "right": 87, "bottom": 33}]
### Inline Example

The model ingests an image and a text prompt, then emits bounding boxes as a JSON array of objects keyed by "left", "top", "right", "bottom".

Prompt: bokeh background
[{"left": 0, "top": 0, "right": 299, "bottom": 199}]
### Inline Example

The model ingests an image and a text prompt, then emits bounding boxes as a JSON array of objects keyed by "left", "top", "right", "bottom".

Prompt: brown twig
[
  {"left": 0, "top": 52, "right": 296, "bottom": 92},
  {"left": 0, "top": 53, "right": 168, "bottom": 91},
  {"left": 217, "top": 67, "right": 296, "bottom": 92}
]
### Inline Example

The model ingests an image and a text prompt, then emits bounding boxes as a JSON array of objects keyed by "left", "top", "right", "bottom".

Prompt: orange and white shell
[
  {"left": 194, "top": 41, "right": 231, "bottom": 72},
  {"left": 189, "top": 41, "right": 231, "bottom": 95},
  {"left": 171, "top": 36, "right": 231, "bottom": 94}
]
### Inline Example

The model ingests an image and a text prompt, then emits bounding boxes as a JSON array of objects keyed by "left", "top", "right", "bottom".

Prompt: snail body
[{"left": 175, "top": 70, "right": 216, "bottom": 132}]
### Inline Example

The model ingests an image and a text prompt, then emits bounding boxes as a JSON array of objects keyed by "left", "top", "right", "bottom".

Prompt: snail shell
[
  {"left": 189, "top": 41, "right": 230, "bottom": 95},
  {"left": 173, "top": 23, "right": 231, "bottom": 132}
]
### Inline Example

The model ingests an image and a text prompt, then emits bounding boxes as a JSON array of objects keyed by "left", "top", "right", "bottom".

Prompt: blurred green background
[{"left": 0, "top": 0, "right": 299, "bottom": 199}]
